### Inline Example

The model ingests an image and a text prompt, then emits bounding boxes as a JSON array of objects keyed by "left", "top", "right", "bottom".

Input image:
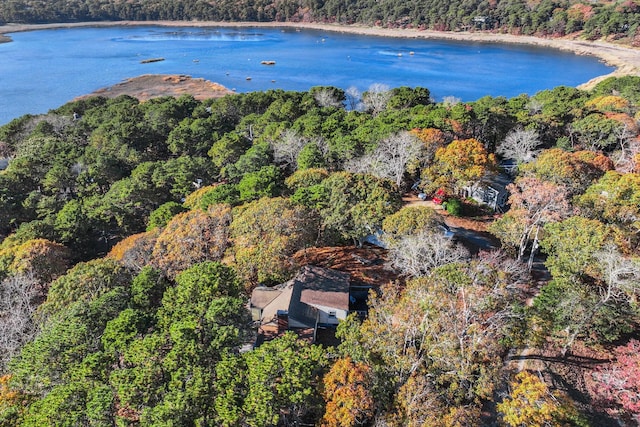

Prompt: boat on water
[{"left": 140, "top": 57, "right": 165, "bottom": 64}]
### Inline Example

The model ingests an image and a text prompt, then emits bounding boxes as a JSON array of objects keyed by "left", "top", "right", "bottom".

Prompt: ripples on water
[
  {"left": 120, "top": 29, "right": 270, "bottom": 42},
  {"left": 0, "top": 26, "right": 614, "bottom": 125}
]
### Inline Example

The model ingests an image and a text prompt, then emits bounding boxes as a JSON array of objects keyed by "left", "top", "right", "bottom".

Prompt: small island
[
  {"left": 260, "top": 60, "right": 276, "bottom": 65},
  {"left": 74, "top": 74, "right": 233, "bottom": 101}
]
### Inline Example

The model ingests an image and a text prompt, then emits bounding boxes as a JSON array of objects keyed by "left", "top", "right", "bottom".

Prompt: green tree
[
  {"left": 243, "top": 333, "right": 328, "bottom": 427},
  {"left": 297, "top": 142, "right": 326, "bottom": 170},
  {"left": 111, "top": 261, "right": 250, "bottom": 426},
  {"left": 285, "top": 168, "right": 330, "bottom": 194},
  {"left": 146, "top": 201, "right": 187, "bottom": 231},
  {"left": 571, "top": 113, "right": 623, "bottom": 151},
  {"left": 130, "top": 265, "right": 168, "bottom": 311},
  {"left": 199, "top": 183, "right": 240, "bottom": 208},
  {"left": 208, "top": 132, "right": 252, "bottom": 171},
  {"left": 534, "top": 218, "right": 640, "bottom": 352},
  {"left": 527, "top": 86, "right": 588, "bottom": 141},
  {"left": 166, "top": 117, "right": 216, "bottom": 157},
  {"left": 238, "top": 165, "right": 283, "bottom": 202},
  {"left": 214, "top": 353, "right": 248, "bottom": 427},
  {"left": 54, "top": 199, "right": 94, "bottom": 250},
  {"left": 10, "top": 285, "right": 129, "bottom": 402},
  {"left": 386, "top": 86, "right": 432, "bottom": 110},
  {"left": 20, "top": 381, "right": 114, "bottom": 427},
  {"left": 37, "top": 258, "right": 131, "bottom": 323},
  {"left": 223, "top": 142, "right": 273, "bottom": 181},
  {"left": 319, "top": 172, "right": 401, "bottom": 244}
]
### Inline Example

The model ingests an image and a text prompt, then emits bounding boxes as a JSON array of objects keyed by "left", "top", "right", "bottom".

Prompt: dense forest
[
  {"left": 1, "top": 0, "right": 640, "bottom": 45},
  {"left": 0, "top": 75, "right": 639, "bottom": 425}
]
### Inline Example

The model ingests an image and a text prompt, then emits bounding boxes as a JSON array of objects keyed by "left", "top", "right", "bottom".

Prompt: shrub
[{"left": 445, "top": 198, "right": 462, "bottom": 216}]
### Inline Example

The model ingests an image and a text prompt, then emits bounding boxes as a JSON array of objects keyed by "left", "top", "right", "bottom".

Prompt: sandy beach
[{"left": 2, "top": 20, "right": 640, "bottom": 89}]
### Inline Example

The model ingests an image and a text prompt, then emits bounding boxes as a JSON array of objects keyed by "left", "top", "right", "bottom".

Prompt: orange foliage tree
[
  {"left": 322, "top": 357, "right": 375, "bottom": 427},
  {"left": 107, "top": 229, "right": 160, "bottom": 271},
  {"left": 423, "top": 138, "right": 497, "bottom": 195},
  {"left": 0, "top": 374, "right": 31, "bottom": 425},
  {"left": 410, "top": 127, "right": 447, "bottom": 164},
  {"left": 151, "top": 204, "right": 232, "bottom": 278}
]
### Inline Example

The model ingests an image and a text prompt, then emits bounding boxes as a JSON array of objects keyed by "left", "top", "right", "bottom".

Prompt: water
[{"left": 0, "top": 26, "right": 614, "bottom": 125}]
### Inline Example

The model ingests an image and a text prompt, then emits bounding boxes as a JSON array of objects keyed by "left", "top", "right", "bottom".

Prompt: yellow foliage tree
[
  {"left": 585, "top": 95, "right": 630, "bottom": 113},
  {"left": 9, "top": 239, "right": 71, "bottom": 285},
  {"left": 230, "top": 197, "right": 317, "bottom": 288},
  {"left": 182, "top": 184, "right": 217, "bottom": 210},
  {"left": 424, "top": 138, "right": 497, "bottom": 195},
  {"left": 497, "top": 371, "right": 578, "bottom": 427}
]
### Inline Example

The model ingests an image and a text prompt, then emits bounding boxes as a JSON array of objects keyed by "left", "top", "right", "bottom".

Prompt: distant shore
[{"left": 2, "top": 20, "right": 640, "bottom": 90}]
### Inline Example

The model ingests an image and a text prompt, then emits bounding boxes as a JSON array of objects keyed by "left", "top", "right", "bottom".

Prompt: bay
[{"left": 0, "top": 25, "right": 614, "bottom": 125}]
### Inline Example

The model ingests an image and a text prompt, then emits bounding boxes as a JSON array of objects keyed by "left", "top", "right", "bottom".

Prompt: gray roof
[
  {"left": 250, "top": 286, "right": 283, "bottom": 310},
  {"left": 250, "top": 265, "right": 351, "bottom": 328},
  {"left": 297, "top": 265, "right": 350, "bottom": 310}
]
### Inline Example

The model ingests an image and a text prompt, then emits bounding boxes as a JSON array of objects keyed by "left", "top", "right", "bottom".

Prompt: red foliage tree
[{"left": 593, "top": 339, "right": 640, "bottom": 422}]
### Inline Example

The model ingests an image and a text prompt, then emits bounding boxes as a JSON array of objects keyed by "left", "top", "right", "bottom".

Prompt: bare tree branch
[
  {"left": 497, "top": 127, "right": 541, "bottom": 165},
  {"left": 362, "top": 83, "right": 391, "bottom": 116},
  {"left": 384, "top": 230, "right": 470, "bottom": 278},
  {"left": 345, "top": 131, "right": 423, "bottom": 187},
  {"left": 271, "top": 129, "right": 308, "bottom": 171},
  {"left": 0, "top": 273, "right": 39, "bottom": 372}
]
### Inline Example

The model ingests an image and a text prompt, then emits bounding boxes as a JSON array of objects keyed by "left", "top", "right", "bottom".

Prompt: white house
[{"left": 464, "top": 173, "right": 512, "bottom": 212}]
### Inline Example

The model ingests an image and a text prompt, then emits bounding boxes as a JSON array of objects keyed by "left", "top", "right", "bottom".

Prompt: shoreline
[{"left": 2, "top": 20, "right": 640, "bottom": 90}]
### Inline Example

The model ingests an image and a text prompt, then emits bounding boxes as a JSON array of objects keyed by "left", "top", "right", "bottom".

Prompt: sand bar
[
  {"left": 73, "top": 74, "right": 233, "bottom": 101},
  {"left": 2, "top": 20, "right": 640, "bottom": 89}
]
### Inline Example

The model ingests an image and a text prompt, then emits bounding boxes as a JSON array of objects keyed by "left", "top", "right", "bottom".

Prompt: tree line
[
  {"left": 0, "top": 76, "right": 639, "bottom": 425},
  {"left": 1, "top": 0, "right": 639, "bottom": 45}
]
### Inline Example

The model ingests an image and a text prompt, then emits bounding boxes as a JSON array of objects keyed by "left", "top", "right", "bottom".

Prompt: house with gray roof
[
  {"left": 464, "top": 172, "right": 512, "bottom": 212},
  {"left": 250, "top": 265, "right": 351, "bottom": 343}
]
